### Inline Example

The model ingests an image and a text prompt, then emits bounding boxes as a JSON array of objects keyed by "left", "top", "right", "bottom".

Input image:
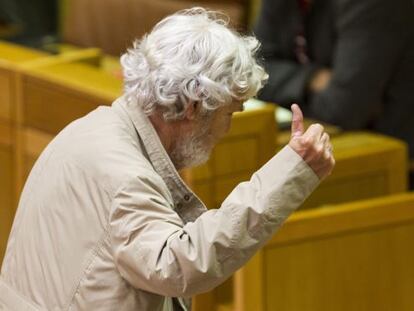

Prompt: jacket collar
[{"left": 112, "top": 95, "right": 207, "bottom": 223}]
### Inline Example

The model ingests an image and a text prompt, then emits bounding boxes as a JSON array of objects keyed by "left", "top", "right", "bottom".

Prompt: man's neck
[{"left": 148, "top": 112, "right": 180, "bottom": 155}]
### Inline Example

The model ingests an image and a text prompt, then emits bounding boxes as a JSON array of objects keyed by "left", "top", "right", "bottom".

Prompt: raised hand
[{"left": 288, "top": 104, "right": 335, "bottom": 180}]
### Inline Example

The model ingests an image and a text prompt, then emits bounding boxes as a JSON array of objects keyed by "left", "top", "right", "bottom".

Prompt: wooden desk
[
  {"left": 190, "top": 104, "right": 277, "bottom": 208},
  {"left": 0, "top": 41, "right": 47, "bottom": 122},
  {"left": 0, "top": 42, "right": 50, "bottom": 266},
  {"left": 235, "top": 193, "right": 414, "bottom": 311},
  {"left": 0, "top": 121, "right": 13, "bottom": 267},
  {"left": 302, "top": 131, "right": 408, "bottom": 209},
  {"left": 20, "top": 61, "right": 122, "bottom": 134}
]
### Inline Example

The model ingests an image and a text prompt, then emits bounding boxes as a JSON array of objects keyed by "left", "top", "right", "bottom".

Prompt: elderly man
[{"left": 0, "top": 8, "right": 334, "bottom": 311}]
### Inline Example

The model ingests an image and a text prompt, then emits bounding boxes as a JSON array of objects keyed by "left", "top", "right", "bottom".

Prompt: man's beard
[{"left": 170, "top": 123, "right": 213, "bottom": 170}]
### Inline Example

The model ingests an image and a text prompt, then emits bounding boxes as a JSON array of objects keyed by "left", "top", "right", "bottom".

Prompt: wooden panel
[
  {"left": 302, "top": 132, "right": 408, "bottom": 209},
  {"left": 0, "top": 148, "right": 13, "bottom": 267},
  {"left": 24, "top": 61, "right": 122, "bottom": 100},
  {"left": 22, "top": 77, "right": 105, "bottom": 134},
  {"left": 21, "top": 63, "right": 122, "bottom": 134},
  {"left": 0, "top": 40, "right": 49, "bottom": 121},
  {"left": 303, "top": 171, "right": 388, "bottom": 208},
  {"left": 236, "top": 193, "right": 414, "bottom": 311},
  {"left": 0, "top": 43, "right": 112, "bottom": 124},
  {"left": 234, "top": 251, "right": 264, "bottom": 311},
  {"left": 270, "top": 193, "right": 414, "bottom": 244},
  {"left": 20, "top": 48, "right": 105, "bottom": 70},
  {"left": 213, "top": 137, "right": 258, "bottom": 176},
  {"left": 191, "top": 105, "right": 277, "bottom": 209},
  {"left": 23, "top": 128, "right": 54, "bottom": 181},
  {"left": 265, "top": 225, "right": 414, "bottom": 311},
  {"left": 0, "top": 67, "right": 13, "bottom": 121},
  {"left": 192, "top": 181, "right": 214, "bottom": 209},
  {"left": 0, "top": 41, "right": 46, "bottom": 63},
  {"left": 0, "top": 120, "right": 12, "bottom": 146},
  {"left": 213, "top": 173, "right": 252, "bottom": 205},
  {"left": 0, "top": 121, "right": 13, "bottom": 266},
  {"left": 12, "top": 56, "right": 123, "bottom": 198},
  {"left": 63, "top": 0, "right": 245, "bottom": 56}
]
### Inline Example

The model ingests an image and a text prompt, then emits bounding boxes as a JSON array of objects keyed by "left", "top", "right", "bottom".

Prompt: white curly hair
[{"left": 120, "top": 7, "right": 268, "bottom": 121}]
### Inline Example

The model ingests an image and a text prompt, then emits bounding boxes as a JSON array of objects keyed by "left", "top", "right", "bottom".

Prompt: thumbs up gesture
[{"left": 288, "top": 104, "right": 335, "bottom": 180}]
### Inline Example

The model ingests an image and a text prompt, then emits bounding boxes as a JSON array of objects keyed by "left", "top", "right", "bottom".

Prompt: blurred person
[
  {"left": 0, "top": 8, "right": 334, "bottom": 311},
  {"left": 0, "top": 0, "right": 57, "bottom": 46},
  {"left": 255, "top": 0, "right": 414, "bottom": 158}
]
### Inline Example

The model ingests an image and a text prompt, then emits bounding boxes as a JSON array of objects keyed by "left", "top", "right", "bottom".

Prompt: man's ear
[{"left": 184, "top": 101, "right": 199, "bottom": 120}]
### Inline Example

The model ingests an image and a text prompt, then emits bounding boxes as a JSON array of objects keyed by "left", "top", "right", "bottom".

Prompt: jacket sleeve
[
  {"left": 109, "top": 146, "right": 319, "bottom": 297},
  {"left": 307, "top": 0, "right": 412, "bottom": 128}
]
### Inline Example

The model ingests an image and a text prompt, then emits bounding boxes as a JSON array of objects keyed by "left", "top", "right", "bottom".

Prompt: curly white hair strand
[{"left": 120, "top": 7, "right": 268, "bottom": 120}]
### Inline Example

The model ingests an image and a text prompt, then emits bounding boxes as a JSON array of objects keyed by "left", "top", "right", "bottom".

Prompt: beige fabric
[
  {"left": 0, "top": 95, "right": 319, "bottom": 310},
  {"left": 63, "top": 0, "right": 245, "bottom": 56}
]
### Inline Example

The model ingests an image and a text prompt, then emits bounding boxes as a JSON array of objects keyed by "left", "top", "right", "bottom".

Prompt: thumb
[{"left": 291, "top": 103, "right": 304, "bottom": 138}]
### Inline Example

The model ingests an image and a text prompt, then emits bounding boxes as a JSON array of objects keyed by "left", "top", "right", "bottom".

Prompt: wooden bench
[
  {"left": 0, "top": 40, "right": 47, "bottom": 122},
  {"left": 193, "top": 132, "right": 409, "bottom": 311},
  {"left": 233, "top": 192, "right": 414, "bottom": 311},
  {"left": 0, "top": 41, "right": 49, "bottom": 266},
  {"left": 194, "top": 193, "right": 414, "bottom": 311},
  {"left": 0, "top": 121, "right": 13, "bottom": 267},
  {"left": 189, "top": 104, "right": 277, "bottom": 208},
  {"left": 302, "top": 131, "right": 408, "bottom": 209}
]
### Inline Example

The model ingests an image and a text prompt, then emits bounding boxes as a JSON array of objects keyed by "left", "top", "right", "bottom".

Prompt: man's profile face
[
  {"left": 201, "top": 101, "right": 245, "bottom": 149},
  {"left": 171, "top": 101, "right": 244, "bottom": 169}
]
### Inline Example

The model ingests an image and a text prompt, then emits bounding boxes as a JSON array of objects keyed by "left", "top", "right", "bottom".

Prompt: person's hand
[
  {"left": 308, "top": 69, "right": 332, "bottom": 93},
  {"left": 288, "top": 104, "right": 335, "bottom": 180}
]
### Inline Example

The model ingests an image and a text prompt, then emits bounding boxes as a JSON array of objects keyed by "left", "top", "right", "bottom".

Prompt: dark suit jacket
[{"left": 255, "top": 0, "right": 414, "bottom": 157}]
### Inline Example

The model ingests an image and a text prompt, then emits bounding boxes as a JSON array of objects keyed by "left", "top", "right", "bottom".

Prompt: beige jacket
[{"left": 0, "top": 96, "right": 319, "bottom": 310}]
